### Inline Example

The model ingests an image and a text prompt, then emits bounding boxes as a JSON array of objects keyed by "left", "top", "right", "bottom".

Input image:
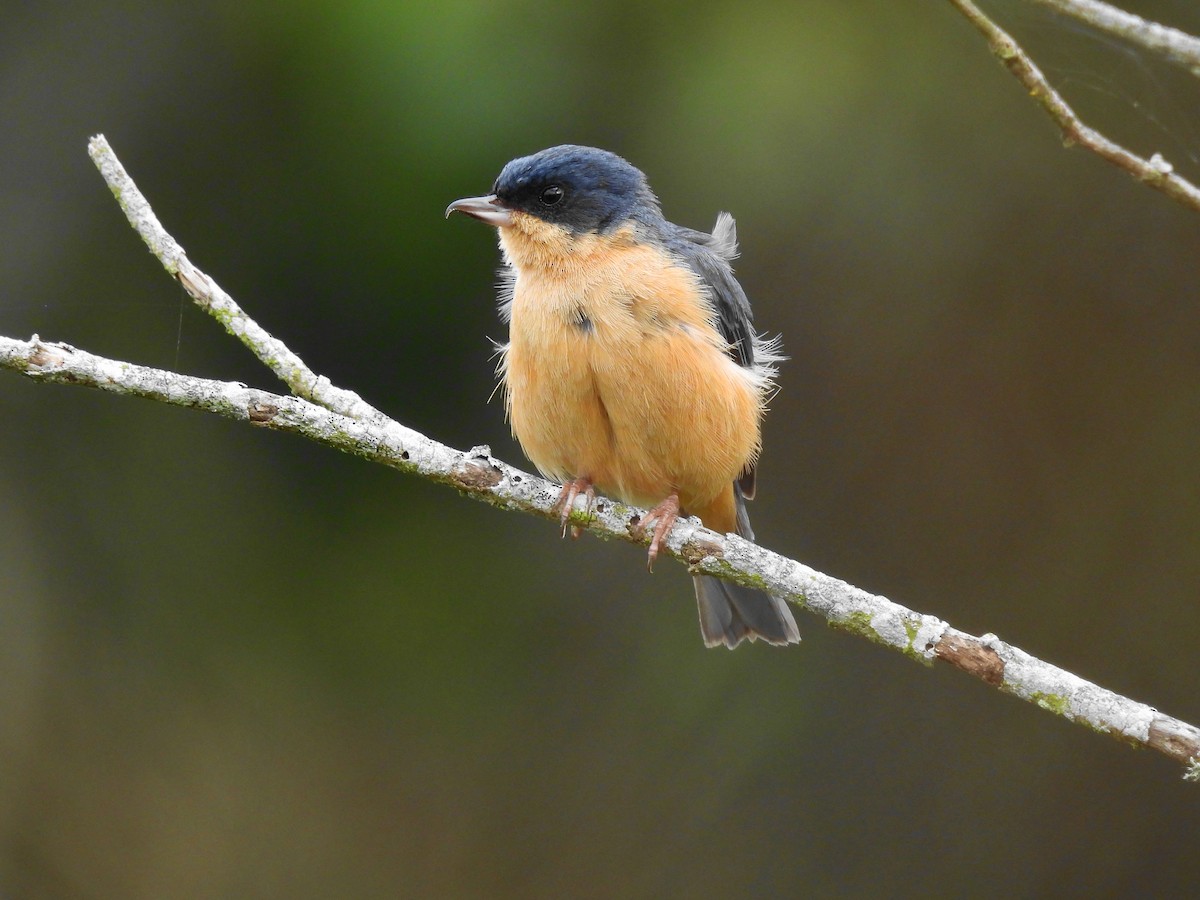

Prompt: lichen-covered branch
[
  {"left": 3, "top": 333, "right": 1198, "bottom": 778},
  {"left": 2, "top": 137, "right": 1197, "bottom": 780},
  {"left": 949, "top": 0, "right": 1200, "bottom": 215},
  {"left": 0, "top": 333, "right": 526, "bottom": 504},
  {"left": 1025, "top": 0, "right": 1200, "bottom": 76}
]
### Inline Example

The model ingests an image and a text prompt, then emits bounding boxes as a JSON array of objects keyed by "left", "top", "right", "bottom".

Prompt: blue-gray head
[{"left": 446, "top": 145, "right": 661, "bottom": 235}]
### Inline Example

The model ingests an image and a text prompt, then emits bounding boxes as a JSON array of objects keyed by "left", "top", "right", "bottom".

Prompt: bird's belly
[
  {"left": 503, "top": 320, "right": 617, "bottom": 488},
  {"left": 503, "top": 302, "right": 761, "bottom": 514},
  {"left": 590, "top": 324, "right": 761, "bottom": 510}
]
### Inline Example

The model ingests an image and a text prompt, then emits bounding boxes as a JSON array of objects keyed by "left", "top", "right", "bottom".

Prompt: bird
[{"left": 446, "top": 144, "right": 799, "bottom": 648}]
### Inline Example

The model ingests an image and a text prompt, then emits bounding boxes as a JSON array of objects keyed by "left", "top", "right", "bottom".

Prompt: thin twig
[
  {"left": 3, "top": 138, "right": 1198, "bottom": 779},
  {"left": 87, "top": 135, "right": 389, "bottom": 426},
  {"left": 1025, "top": 0, "right": 1200, "bottom": 76},
  {"left": 949, "top": 0, "right": 1200, "bottom": 215}
]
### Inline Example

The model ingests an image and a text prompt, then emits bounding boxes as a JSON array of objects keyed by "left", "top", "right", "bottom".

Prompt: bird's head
[{"left": 446, "top": 145, "right": 660, "bottom": 238}]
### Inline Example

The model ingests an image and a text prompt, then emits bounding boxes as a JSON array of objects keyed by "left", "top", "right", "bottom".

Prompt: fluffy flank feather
[
  {"left": 748, "top": 330, "right": 784, "bottom": 397},
  {"left": 709, "top": 212, "right": 739, "bottom": 261}
]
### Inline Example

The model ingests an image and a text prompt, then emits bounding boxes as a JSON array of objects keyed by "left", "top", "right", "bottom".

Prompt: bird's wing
[
  {"left": 667, "top": 213, "right": 763, "bottom": 498},
  {"left": 667, "top": 212, "right": 756, "bottom": 370}
]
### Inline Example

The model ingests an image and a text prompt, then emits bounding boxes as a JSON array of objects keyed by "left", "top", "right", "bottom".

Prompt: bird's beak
[{"left": 445, "top": 194, "right": 514, "bottom": 227}]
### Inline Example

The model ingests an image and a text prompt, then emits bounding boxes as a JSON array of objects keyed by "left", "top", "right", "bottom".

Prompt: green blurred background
[{"left": 3, "top": 1, "right": 1200, "bottom": 896}]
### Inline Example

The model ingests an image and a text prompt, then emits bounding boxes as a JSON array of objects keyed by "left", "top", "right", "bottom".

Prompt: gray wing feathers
[
  {"left": 666, "top": 214, "right": 757, "bottom": 369},
  {"left": 669, "top": 215, "right": 782, "bottom": 499}
]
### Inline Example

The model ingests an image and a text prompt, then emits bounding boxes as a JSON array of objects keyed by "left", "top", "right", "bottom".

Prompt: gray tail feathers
[
  {"left": 692, "top": 483, "right": 800, "bottom": 649},
  {"left": 693, "top": 576, "right": 800, "bottom": 648}
]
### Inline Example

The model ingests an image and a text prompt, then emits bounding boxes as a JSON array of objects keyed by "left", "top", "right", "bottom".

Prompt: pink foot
[
  {"left": 553, "top": 477, "right": 594, "bottom": 538},
  {"left": 635, "top": 494, "right": 680, "bottom": 572}
]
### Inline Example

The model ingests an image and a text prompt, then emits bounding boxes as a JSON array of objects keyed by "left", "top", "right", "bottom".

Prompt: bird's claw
[
  {"left": 553, "top": 477, "right": 594, "bottom": 538},
  {"left": 634, "top": 494, "right": 680, "bottom": 572}
]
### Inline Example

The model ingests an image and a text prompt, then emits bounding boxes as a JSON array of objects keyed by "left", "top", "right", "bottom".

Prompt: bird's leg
[
  {"left": 552, "top": 477, "right": 595, "bottom": 539},
  {"left": 634, "top": 494, "right": 680, "bottom": 572}
]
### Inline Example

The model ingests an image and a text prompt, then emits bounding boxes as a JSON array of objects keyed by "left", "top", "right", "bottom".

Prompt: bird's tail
[
  {"left": 692, "top": 485, "right": 799, "bottom": 648},
  {"left": 693, "top": 576, "right": 800, "bottom": 648}
]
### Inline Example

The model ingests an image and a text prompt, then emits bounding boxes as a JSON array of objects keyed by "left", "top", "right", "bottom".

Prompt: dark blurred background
[{"left": 3, "top": 1, "right": 1200, "bottom": 896}]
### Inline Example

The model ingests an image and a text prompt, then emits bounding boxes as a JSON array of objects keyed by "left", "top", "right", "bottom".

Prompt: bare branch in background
[
  {"left": 1025, "top": 0, "right": 1200, "bottom": 76},
  {"left": 949, "top": 0, "right": 1200, "bottom": 215},
  {"left": 2, "top": 137, "right": 1198, "bottom": 779}
]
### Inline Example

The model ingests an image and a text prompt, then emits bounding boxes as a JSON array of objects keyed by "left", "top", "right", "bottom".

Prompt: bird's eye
[{"left": 540, "top": 185, "right": 564, "bottom": 206}]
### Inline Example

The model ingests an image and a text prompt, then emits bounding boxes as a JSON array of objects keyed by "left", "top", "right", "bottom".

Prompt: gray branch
[
  {"left": 950, "top": 0, "right": 1200, "bottom": 215},
  {"left": 88, "top": 135, "right": 388, "bottom": 426},
  {"left": 1025, "top": 0, "right": 1200, "bottom": 76},
  {"left": 2, "top": 136, "right": 1197, "bottom": 780}
]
